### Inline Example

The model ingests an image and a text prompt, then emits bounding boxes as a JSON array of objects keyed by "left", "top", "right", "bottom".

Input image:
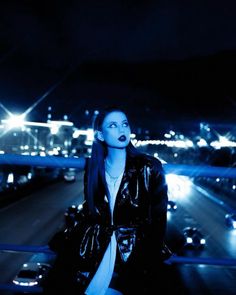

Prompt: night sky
[{"left": 0, "top": 0, "right": 236, "bottom": 135}]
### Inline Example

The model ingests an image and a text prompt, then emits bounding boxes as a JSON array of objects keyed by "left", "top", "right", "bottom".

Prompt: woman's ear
[{"left": 95, "top": 131, "right": 104, "bottom": 142}]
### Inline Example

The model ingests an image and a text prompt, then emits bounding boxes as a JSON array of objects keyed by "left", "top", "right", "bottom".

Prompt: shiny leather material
[
  {"left": 82, "top": 153, "right": 168, "bottom": 276},
  {"left": 115, "top": 227, "right": 137, "bottom": 262},
  {"left": 79, "top": 224, "right": 101, "bottom": 260},
  {"left": 47, "top": 154, "right": 169, "bottom": 294}
]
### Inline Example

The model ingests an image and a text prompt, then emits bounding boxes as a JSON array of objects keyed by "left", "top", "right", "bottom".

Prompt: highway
[
  {"left": 165, "top": 174, "right": 236, "bottom": 294},
  {"left": 0, "top": 172, "right": 235, "bottom": 294}
]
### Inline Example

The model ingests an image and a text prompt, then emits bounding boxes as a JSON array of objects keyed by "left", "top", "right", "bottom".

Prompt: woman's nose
[{"left": 118, "top": 125, "right": 124, "bottom": 133}]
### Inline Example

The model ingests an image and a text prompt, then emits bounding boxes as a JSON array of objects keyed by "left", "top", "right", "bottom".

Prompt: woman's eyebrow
[{"left": 105, "top": 121, "right": 117, "bottom": 126}]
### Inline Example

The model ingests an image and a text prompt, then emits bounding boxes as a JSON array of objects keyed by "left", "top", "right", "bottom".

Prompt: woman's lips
[{"left": 118, "top": 135, "right": 126, "bottom": 142}]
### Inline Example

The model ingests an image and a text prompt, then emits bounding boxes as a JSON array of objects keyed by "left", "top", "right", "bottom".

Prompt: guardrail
[
  {"left": 1, "top": 243, "right": 236, "bottom": 293},
  {"left": 1, "top": 154, "right": 236, "bottom": 178},
  {"left": 1, "top": 243, "right": 236, "bottom": 267}
]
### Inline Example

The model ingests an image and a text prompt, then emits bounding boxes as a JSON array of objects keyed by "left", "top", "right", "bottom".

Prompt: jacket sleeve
[{"left": 148, "top": 158, "right": 169, "bottom": 261}]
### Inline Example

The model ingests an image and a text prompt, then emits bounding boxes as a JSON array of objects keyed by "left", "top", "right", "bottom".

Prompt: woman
[
  {"left": 81, "top": 107, "right": 169, "bottom": 294},
  {"left": 46, "top": 107, "right": 170, "bottom": 295}
]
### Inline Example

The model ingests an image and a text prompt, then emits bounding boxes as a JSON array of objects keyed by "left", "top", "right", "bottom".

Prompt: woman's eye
[
  {"left": 109, "top": 123, "right": 117, "bottom": 128},
  {"left": 108, "top": 122, "right": 129, "bottom": 128}
]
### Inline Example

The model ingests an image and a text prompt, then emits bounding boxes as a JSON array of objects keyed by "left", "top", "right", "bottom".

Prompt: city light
[{"left": 3, "top": 114, "right": 26, "bottom": 129}]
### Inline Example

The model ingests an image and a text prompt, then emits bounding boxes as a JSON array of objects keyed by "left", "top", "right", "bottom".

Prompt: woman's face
[{"left": 99, "top": 111, "right": 131, "bottom": 148}]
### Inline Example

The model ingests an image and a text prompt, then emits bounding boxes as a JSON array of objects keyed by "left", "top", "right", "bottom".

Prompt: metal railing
[{"left": 1, "top": 153, "right": 236, "bottom": 178}]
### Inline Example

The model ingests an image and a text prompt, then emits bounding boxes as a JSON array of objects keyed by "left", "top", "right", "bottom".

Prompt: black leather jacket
[
  {"left": 46, "top": 153, "right": 169, "bottom": 294},
  {"left": 80, "top": 153, "right": 169, "bottom": 274}
]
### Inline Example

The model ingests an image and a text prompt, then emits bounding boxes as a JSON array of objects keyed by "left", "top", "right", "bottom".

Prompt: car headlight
[
  {"left": 200, "top": 239, "right": 206, "bottom": 244},
  {"left": 186, "top": 237, "right": 193, "bottom": 244},
  {"left": 232, "top": 221, "right": 236, "bottom": 229},
  {"left": 28, "top": 281, "right": 39, "bottom": 286},
  {"left": 13, "top": 280, "right": 19, "bottom": 285}
]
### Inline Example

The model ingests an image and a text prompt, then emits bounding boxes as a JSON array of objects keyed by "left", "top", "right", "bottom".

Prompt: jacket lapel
[{"left": 115, "top": 155, "right": 139, "bottom": 209}]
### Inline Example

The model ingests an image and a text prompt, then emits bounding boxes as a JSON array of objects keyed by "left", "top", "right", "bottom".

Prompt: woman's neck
[
  {"left": 105, "top": 148, "right": 126, "bottom": 178},
  {"left": 106, "top": 147, "right": 126, "bottom": 166}
]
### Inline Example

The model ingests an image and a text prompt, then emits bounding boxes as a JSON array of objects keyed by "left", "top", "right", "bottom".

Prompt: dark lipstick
[{"left": 118, "top": 135, "right": 126, "bottom": 142}]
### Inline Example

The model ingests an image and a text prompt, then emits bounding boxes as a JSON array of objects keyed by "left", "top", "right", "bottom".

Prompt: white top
[{"left": 85, "top": 171, "right": 124, "bottom": 295}]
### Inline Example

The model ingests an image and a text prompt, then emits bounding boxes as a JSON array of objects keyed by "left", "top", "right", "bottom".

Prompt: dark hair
[{"left": 86, "top": 106, "right": 140, "bottom": 215}]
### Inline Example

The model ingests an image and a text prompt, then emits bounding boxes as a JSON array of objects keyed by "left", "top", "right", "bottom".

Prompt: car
[
  {"left": 182, "top": 227, "right": 206, "bottom": 250},
  {"left": 63, "top": 168, "right": 77, "bottom": 183},
  {"left": 12, "top": 252, "right": 56, "bottom": 289},
  {"left": 225, "top": 213, "right": 236, "bottom": 229},
  {"left": 64, "top": 203, "right": 83, "bottom": 227},
  {"left": 167, "top": 200, "right": 177, "bottom": 212}
]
